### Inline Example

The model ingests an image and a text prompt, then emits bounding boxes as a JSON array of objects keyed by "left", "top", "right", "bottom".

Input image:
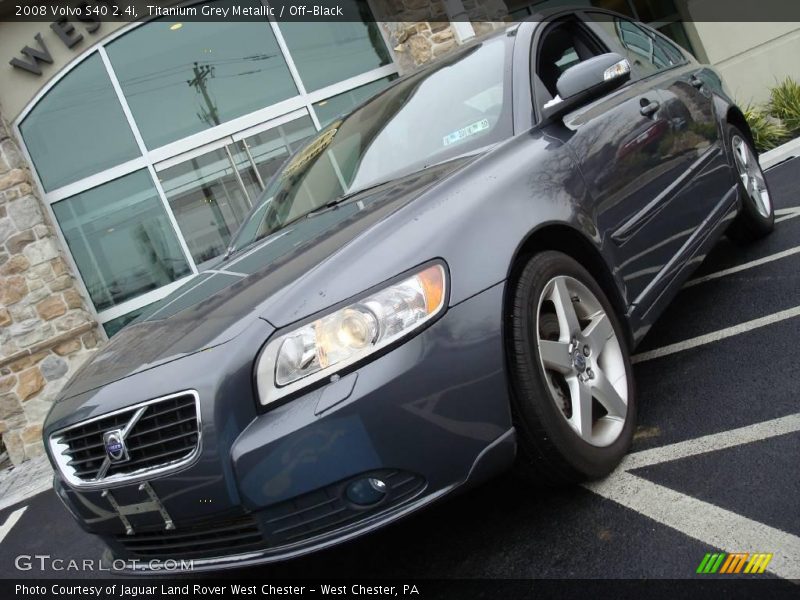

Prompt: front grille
[
  {"left": 51, "top": 391, "right": 200, "bottom": 487},
  {"left": 116, "top": 514, "right": 263, "bottom": 559}
]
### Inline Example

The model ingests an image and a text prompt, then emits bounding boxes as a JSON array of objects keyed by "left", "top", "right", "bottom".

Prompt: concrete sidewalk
[
  {"left": 761, "top": 137, "right": 800, "bottom": 169},
  {"left": 0, "top": 454, "right": 52, "bottom": 512}
]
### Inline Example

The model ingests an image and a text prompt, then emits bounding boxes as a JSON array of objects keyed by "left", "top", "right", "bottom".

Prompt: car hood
[{"left": 57, "top": 157, "right": 476, "bottom": 401}]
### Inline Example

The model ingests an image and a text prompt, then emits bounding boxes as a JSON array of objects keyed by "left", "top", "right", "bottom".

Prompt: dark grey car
[{"left": 43, "top": 9, "right": 773, "bottom": 571}]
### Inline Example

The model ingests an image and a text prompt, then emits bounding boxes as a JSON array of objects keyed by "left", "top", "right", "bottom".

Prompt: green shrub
[
  {"left": 743, "top": 104, "right": 789, "bottom": 153},
  {"left": 768, "top": 77, "right": 800, "bottom": 134}
]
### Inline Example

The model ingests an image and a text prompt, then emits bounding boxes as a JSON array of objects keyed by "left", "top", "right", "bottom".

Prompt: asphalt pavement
[{"left": 1, "top": 158, "right": 798, "bottom": 581}]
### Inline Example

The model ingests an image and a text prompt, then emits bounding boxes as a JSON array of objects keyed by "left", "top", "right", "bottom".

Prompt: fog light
[{"left": 346, "top": 477, "right": 387, "bottom": 506}]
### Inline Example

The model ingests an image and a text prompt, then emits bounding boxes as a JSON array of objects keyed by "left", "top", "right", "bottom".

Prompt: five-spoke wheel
[
  {"left": 732, "top": 134, "right": 771, "bottom": 219},
  {"left": 507, "top": 251, "right": 635, "bottom": 484},
  {"left": 536, "top": 275, "right": 629, "bottom": 447},
  {"left": 727, "top": 125, "right": 774, "bottom": 243}
]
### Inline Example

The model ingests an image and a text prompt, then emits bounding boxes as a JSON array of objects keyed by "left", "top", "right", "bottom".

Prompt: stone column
[
  {"left": 0, "top": 104, "right": 100, "bottom": 465},
  {"left": 376, "top": 0, "right": 509, "bottom": 71}
]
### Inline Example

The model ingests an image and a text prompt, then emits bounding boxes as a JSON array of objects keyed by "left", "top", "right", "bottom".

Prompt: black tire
[
  {"left": 506, "top": 251, "right": 636, "bottom": 485},
  {"left": 727, "top": 125, "right": 774, "bottom": 244}
]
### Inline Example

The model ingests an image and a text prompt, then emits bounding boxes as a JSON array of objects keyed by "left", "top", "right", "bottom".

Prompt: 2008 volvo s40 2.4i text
[{"left": 44, "top": 9, "right": 774, "bottom": 570}]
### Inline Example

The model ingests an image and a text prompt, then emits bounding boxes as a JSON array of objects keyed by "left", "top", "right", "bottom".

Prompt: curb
[
  {"left": 761, "top": 137, "right": 800, "bottom": 170},
  {"left": 0, "top": 455, "right": 53, "bottom": 512}
]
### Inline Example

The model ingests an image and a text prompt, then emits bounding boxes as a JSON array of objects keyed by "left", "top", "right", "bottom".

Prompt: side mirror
[{"left": 543, "top": 52, "right": 631, "bottom": 119}]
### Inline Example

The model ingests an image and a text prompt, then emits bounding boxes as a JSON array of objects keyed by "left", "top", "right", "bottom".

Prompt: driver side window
[{"left": 535, "top": 19, "right": 603, "bottom": 106}]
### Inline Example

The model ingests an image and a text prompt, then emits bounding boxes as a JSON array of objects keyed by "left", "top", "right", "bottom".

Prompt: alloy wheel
[
  {"left": 733, "top": 135, "right": 771, "bottom": 219},
  {"left": 535, "top": 276, "right": 629, "bottom": 447}
]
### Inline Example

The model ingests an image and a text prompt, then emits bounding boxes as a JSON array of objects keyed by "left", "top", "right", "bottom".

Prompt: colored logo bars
[{"left": 696, "top": 552, "right": 774, "bottom": 574}]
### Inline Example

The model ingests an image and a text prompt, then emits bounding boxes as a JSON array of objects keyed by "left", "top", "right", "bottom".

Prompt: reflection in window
[
  {"left": 106, "top": 0, "right": 297, "bottom": 148},
  {"left": 52, "top": 170, "right": 192, "bottom": 311},
  {"left": 313, "top": 76, "right": 397, "bottom": 127},
  {"left": 278, "top": 2, "right": 391, "bottom": 92},
  {"left": 617, "top": 19, "right": 683, "bottom": 71},
  {"left": 102, "top": 305, "right": 148, "bottom": 337},
  {"left": 341, "top": 40, "right": 509, "bottom": 193},
  {"left": 230, "top": 37, "right": 511, "bottom": 253},
  {"left": 238, "top": 116, "right": 317, "bottom": 187},
  {"left": 508, "top": 1, "right": 694, "bottom": 52},
  {"left": 159, "top": 148, "right": 254, "bottom": 267},
  {"left": 653, "top": 21, "right": 694, "bottom": 53},
  {"left": 20, "top": 53, "right": 140, "bottom": 192}
]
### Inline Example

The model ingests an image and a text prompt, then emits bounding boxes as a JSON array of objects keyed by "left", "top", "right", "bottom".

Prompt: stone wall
[
  {"left": 0, "top": 105, "right": 100, "bottom": 465},
  {"left": 376, "top": 0, "right": 509, "bottom": 70}
]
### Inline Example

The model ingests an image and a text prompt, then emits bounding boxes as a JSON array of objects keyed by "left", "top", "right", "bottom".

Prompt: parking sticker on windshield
[{"left": 443, "top": 119, "right": 490, "bottom": 147}]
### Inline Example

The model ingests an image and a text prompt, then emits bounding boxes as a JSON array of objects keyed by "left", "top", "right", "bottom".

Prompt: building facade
[{"left": 0, "top": 0, "right": 798, "bottom": 464}]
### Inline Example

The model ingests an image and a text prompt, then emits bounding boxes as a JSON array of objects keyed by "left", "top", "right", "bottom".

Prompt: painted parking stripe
[
  {"left": 0, "top": 506, "right": 26, "bottom": 545},
  {"left": 775, "top": 206, "right": 800, "bottom": 223},
  {"left": 585, "top": 471, "right": 800, "bottom": 580},
  {"left": 620, "top": 413, "right": 800, "bottom": 470},
  {"left": 685, "top": 244, "right": 800, "bottom": 288},
  {"left": 632, "top": 305, "right": 800, "bottom": 364}
]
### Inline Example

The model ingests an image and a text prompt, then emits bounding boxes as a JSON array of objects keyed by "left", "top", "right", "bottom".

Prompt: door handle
[
  {"left": 690, "top": 75, "right": 704, "bottom": 89},
  {"left": 640, "top": 100, "right": 660, "bottom": 117}
]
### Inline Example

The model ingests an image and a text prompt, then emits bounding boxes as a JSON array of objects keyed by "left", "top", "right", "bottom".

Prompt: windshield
[{"left": 228, "top": 35, "right": 512, "bottom": 253}]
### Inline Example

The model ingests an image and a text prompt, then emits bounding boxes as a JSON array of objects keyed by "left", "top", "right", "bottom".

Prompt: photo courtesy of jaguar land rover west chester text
[{"left": 43, "top": 8, "right": 774, "bottom": 571}]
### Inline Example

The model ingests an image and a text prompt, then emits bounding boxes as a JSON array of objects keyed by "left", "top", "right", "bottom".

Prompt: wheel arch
[
  {"left": 725, "top": 105, "right": 757, "bottom": 155},
  {"left": 504, "top": 223, "right": 633, "bottom": 347}
]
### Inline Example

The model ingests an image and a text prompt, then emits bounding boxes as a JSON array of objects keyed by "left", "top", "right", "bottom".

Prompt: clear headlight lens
[{"left": 256, "top": 264, "right": 447, "bottom": 406}]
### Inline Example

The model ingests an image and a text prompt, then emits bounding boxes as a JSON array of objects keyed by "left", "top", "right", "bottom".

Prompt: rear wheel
[
  {"left": 727, "top": 125, "right": 774, "bottom": 243},
  {"left": 507, "top": 251, "right": 635, "bottom": 485}
]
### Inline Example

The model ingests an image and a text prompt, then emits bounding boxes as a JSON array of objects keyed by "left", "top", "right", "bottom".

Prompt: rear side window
[{"left": 589, "top": 14, "right": 685, "bottom": 79}]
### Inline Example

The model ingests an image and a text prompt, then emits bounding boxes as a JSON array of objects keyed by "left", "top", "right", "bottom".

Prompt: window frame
[
  {"left": 12, "top": 2, "right": 398, "bottom": 337},
  {"left": 582, "top": 11, "right": 689, "bottom": 81}
]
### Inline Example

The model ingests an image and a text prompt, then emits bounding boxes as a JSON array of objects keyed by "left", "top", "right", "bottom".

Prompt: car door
[
  {"left": 583, "top": 14, "right": 730, "bottom": 309},
  {"left": 533, "top": 16, "right": 681, "bottom": 307}
]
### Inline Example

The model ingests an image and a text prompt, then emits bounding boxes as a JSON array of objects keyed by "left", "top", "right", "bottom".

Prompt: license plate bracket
[{"left": 102, "top": 481, "right": 175, "bottom": 535}]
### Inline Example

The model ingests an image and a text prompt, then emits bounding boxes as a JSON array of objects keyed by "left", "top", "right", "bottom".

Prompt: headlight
[{"left": 256, "top": 263, "right": 447, "bottom": 406}]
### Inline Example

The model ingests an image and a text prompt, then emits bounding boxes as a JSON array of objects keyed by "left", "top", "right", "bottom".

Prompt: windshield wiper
[{"left": 306, "top": 180, "right": 393, "bottom": 217}]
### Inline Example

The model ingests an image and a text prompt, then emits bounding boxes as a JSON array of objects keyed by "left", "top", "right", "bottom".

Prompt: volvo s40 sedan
[{"left": 44, "top": 9, "right": 774, "bottom": 570}]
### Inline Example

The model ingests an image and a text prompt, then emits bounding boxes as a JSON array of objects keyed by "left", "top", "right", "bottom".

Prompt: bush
[
  {"left": 743, "top": 104, "right": 789, "bottom": 153},
  {"left": 768, "top": 76, "right": 800, "bottom": 134}
]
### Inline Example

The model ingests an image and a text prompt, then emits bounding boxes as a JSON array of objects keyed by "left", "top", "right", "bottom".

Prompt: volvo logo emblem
[{"left": 102, "top": 429, "right": 129, "bottom": 463}]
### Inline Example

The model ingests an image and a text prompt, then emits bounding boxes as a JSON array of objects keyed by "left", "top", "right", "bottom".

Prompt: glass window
[
  {"left": 237, "top": 116, "right": 317, "bottom": 189},
  {"left": 106, "top": 0, "right": 297, "bottom": 149},
  {"left": 103, "top": 306, "right": 148, "bottom": 337},
  {"left": 313, "top": 76, "right": 397, "bottom": 127},
  {"left": 52, "top": 170, "right": 192, "bottom": 311},
  {"left": 593, "top": 16, "right": 683, "bottom": 78},
  {"left": 278, "top": 6, "right": 391, "bottom": 92},
  {"left": 230, "top": 37, "right": 512, "bottom": 253},
  {"left": 158, "top": 147, "right": 254, "bottom": 267},
  {"left": 653, "top": 22, "right": 693, "bottom": 55},
  {"left": 158, "top": 116, "right": 317, "bottom": 268},
  {"left": 651, "top": 31, "right": 686, "bottom": 65},
  {"left": 19, "top": 54, "right": 140, "bottom": 192}
]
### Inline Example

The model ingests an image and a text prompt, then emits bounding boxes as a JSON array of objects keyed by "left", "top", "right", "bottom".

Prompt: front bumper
[{"left": 48, "top": 282, "right": 515, "bottom": 571}]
